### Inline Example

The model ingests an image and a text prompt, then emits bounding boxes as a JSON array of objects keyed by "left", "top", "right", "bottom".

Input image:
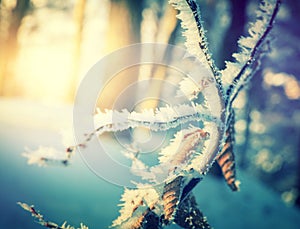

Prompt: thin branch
[
  {"left": 67, "top": 104, "right": 221, "bottom": 154},
  {"left": 17, "top": 202, "right": 89, "bottom": 229},
  {"left": 185, "top": 0, "right": 222, "bottom": 90},
  {"left": 225, "top": 0, "right": 281, "bottom": 107}
]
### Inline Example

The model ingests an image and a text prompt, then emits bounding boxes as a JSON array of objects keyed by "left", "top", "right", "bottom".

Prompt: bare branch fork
[{"left": 19, "top": 0, "right": 280, "bottom": 228}]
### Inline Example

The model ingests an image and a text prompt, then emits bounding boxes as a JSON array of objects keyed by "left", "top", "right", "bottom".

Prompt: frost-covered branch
[
  {"left": 21, "top": 103, "right": 220, "bottom": 167},
  {"left": 169, "top": 0, "right": 223, "bottom": 94},
  {"left": 169, "top": 0, "right": 217, "bottom": 73},
  {"left": 93, "top": 104, "right": 220, "bottom": 132},
  {"left": 222, "top": 0, "right": 281, "bottom": 107},
  {"left": 184, "top": 0, "right": 222, "bottom": 85},
  {"left": 66, "top": 103, "right": 221, "bottom": 153},
  {"left": 111, "top": 188, "right": 160, "bottom": 228},
  {"left": 17, "top": 202, "right": 89, "bottom": 229}
]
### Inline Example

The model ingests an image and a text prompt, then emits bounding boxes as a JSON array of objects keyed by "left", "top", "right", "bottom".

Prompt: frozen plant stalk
[{"left": 19, "top": 0, "right": 281, "bottom": 228}]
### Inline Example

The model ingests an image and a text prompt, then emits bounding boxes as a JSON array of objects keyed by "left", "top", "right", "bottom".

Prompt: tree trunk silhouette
[
  {"left": 105, "top": 0, "right": 143, "bottom": 53},
  {"left": 99, "top": 0, "right": 143, "bottom": 109},
  {"left": 67, "top": 0, "right": 86, "bottom": 102},
  {"left": 0, "top": 0, "right": 30, "bottom": 95}
]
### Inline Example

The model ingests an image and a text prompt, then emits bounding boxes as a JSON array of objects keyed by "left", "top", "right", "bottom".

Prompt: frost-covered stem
[
  {"left": 226, "top": 0, "right": 281, "bottom": 107},
  {"left": 17, "top": 202, "right": 88, "bottom": 229},
  {"left": 67, "top": 109, "right": 221, "bottom": 154},
  {"left": 185, "top": 0, "right": 219, "bottom": 75},
  {"left": 198, "top": 123, "right": 224, "bottom": 176},
  {"left": 185, "top": 0, "right": 223, "bottom": 91}
]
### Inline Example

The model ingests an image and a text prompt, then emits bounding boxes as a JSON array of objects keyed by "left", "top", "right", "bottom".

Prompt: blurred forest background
[{"left": 0, "top": 0, "right": 299, "bottom": 224}]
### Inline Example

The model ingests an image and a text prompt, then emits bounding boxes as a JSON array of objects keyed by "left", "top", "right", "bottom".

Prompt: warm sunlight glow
[
  {"left": 263, "top": 69, "right": 300, "bottom": 100},
  {"left": 0, "top": 0, "right": 109, "bottom": 103}
]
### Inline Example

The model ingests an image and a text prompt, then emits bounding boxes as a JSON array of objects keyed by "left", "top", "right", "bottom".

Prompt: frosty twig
[{"left": 17, "top": 202, "right": 89, "bottom": 229}]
